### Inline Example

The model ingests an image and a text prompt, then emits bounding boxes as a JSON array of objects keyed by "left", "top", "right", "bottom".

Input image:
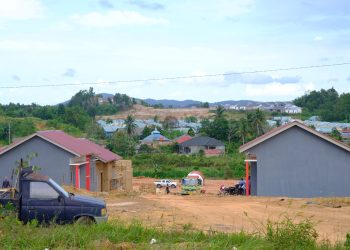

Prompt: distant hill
[
  {"left": 62, "top": 92, "right": 291, "bottom": 109},
  {"left": 141, "top": 99, "right": 292, "bottom": 108}
]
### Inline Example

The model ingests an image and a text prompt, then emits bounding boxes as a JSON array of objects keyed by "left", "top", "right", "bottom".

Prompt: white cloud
[
  {"left": 245, "top": 82, "right": 315, "bottom": 97},
  {"left": 71, "top": 10, "right": 167, "bottom": 27},
  {"left": 314, "top": 36, "right": 323, "bottom": 41},
  {"left": 179, "top": 0, "right": 255, "bottom": 20},
  {"left": 0, "top": 0, "right": 44, "bottom": 20}
]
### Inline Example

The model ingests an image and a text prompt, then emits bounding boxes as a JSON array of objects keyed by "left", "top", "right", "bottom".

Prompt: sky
[{"left": 0, "top": 0, "right": 350, "bottom": 105}]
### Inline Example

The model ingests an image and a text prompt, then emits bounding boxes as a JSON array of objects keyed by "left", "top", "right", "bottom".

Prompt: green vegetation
[
  {"left": 0, "top": 212, "right": 347, "bottom": 249},
  {"left": 0, "top": 88, "right": 138, "bottom": 146},
  {"left": 132, "top": 152, "right": 245, "bottom": 179},
  {"left": 294, "top": 87, "right": 350, "bottom": 122},
  {"left": 201, "top": 106, "right": 267, "bottom": 144}
]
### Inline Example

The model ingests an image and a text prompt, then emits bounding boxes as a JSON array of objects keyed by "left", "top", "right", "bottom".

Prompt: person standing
[
  {"left": 166, "top": 184, "right": 170, "bottom": 194},
  {"left": 2, "top": 176, "right": 10, "bottom": 188}
]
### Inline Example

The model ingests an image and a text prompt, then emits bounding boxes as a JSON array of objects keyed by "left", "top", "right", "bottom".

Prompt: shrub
[{"left": 266, "top": 217, "right": 318, "bottom": 249}]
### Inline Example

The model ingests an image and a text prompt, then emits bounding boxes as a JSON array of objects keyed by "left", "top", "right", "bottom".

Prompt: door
[
  {"left": 25, "top": 181, "right": 65, "bottom": 223},
  {"left": 250, "top": 162, "right": 257, "bottom": 196}
]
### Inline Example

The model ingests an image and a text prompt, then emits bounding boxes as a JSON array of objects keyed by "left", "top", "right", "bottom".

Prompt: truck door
[{"left": 24, "top": 181, "right": 65, "bottom": 223}]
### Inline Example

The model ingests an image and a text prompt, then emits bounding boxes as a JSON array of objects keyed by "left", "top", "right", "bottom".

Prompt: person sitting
[
  {"left": 238, "top": 178, "right": 246, "bottom": 189},
  {"left": 2, "top": 176, "right": 10, "bottom": 188}
]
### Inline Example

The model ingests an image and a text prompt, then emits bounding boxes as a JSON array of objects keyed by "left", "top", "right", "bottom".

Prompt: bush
[
  {"left": 266, "top": 217, "right": 318, "bottom": 249},
  {"left": 132, "top": 151, "right": 245, "bottom": 179}
]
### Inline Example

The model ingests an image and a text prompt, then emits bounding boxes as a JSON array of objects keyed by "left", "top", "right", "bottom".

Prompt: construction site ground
[{"left": 81, "top": 177, "right": 350, "bottom": 243}]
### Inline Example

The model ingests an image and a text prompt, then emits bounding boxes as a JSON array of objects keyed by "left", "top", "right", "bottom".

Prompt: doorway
[{"left": 100, "top": 172, "right": 103, "bottom": 192}]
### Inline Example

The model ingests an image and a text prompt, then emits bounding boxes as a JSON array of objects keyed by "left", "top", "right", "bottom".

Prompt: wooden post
[{"left": 245, "top": 161, "right": 249, "bottom": 196}]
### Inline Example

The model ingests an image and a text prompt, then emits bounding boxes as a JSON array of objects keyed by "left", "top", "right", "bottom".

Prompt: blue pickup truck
[{"left": 0, "top": 167, "right": 107, "bottom": 224}]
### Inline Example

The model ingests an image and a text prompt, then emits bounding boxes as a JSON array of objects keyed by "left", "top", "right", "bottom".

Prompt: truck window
[{"left": 30, "top": 182, "right": 59, "bottom": 199}]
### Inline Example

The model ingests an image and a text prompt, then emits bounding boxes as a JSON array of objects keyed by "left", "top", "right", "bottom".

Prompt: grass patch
[
  {"left": 0, "top": 215, "right": 348, "bottom": 249},
  {"left": 132, "top": 152, "right": 245, "bottom": 179}
]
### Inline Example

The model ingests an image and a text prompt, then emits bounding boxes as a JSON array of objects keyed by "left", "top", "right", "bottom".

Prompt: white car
[{"left": 154, "top": 179, "right": 177, "bottom": 188}]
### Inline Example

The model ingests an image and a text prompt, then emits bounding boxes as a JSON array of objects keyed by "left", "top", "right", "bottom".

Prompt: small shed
[{"left": 239, "top": 121, "right": 350, "bottom": 197}]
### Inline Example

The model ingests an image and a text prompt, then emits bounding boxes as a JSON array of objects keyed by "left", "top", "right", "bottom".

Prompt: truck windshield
[{"left": 49, "top": 179, "right": 69, "bottom": 198}]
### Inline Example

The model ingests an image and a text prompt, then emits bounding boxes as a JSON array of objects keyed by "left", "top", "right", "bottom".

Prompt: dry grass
[{"left": 97, "top": 104, "right": 213, "bottom": 120}]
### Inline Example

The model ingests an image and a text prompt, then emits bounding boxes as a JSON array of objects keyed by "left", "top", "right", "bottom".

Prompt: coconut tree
[
  {"left": 213, "top": 105, "right": 225, "bottom": 119},
  {"left": 124, "top": 114, "right": 137, "bottom": 136},
  {"left": 235, "top": 118, "right": 249, "bottom": 144},
  {"left": 248, "top": 109, "right": 266, "bottom": 137}
]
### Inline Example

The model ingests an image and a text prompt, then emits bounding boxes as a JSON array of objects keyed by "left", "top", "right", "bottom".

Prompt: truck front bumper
[{"left": 94, "top": 215, "right": 108, "bottom": 224}]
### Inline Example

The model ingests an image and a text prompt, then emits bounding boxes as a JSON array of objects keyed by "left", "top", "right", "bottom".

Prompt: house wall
[
  {"left": 248, "top": 126, "right": 350, "bottom": 197},
  {"left": 95, "top": 160, "right": 132, "bottom": 192},
  {"left": 0, "top": 136, "right": 75, "bottom": 185},
  {"left": 181, "top": 145, "right": 225, "bottom": 154}
]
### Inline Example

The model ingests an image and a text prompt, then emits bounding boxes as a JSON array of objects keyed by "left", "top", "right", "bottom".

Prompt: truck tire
[
  {"left": 171, "top": 184, "right": 176, "bottom": 188},
  {"left": 75, "top": 216, "right": 94, "bottom": 225},
  {"left": 157, "top": 184, "right": 161, "bottom": 188}
]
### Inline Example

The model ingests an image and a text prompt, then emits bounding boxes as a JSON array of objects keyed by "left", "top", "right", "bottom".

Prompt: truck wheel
[
  {"left": 75, "top": 216, "right": 94, "bottom": 225},
  {"left": 171, "top": 184, "right": 176, "bottom": 188},
  {"left": 157, "top": 184, "right": 161, "bottom": 188}
]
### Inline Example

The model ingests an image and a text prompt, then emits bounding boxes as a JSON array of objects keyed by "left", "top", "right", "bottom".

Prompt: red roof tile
[
  {"left": 175, "top": 134, "right": 193, "bottom": 144},
  {"left": 37, "top": 130, "right": 121, "bottom": 162},
  {"left": 204, "top": 149, "right": 223, "bottom": 155}
]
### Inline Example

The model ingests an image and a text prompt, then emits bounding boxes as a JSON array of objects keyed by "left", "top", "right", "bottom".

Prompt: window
[{"left": 30, "top": 182, "right": 59, "bottom": 199}]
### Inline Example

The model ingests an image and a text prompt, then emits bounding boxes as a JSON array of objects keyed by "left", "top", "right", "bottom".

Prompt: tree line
[
  {"left": 293, "top": 87, "right": 350, "bottom": 122},
  {"left": 0, "top": 88, "right": 136, "bottom": 144}
]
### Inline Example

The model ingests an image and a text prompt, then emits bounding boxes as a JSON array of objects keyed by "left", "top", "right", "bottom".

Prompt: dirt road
[{"left": 101, "top": 178, "right": 350, "bottom": 243}]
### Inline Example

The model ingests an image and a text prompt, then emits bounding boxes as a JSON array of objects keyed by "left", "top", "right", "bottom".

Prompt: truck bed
[{"left": 0, "top": 189, "right": 20, "bottom": 208}]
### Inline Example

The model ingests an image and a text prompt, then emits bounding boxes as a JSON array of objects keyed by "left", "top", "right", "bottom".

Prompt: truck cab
[{"left": 2, "top": 167, "right": 108, "bottom": 224}]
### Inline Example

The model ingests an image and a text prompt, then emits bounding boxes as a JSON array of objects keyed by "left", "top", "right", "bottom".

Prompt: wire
[{"left": 1, "top": 62, "right": 349, "bottom": 89}]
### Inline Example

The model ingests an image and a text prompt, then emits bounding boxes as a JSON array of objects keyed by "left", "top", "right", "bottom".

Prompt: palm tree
[
  {"left": 124, "top": 114, "right": 137, "bottom": 136},
  {"left": 248, "top": 109, "right": 265, "bottom": 137},
  {"left": 213, "top": 105, "right": 225, "bottom": 119},
  {"left": 235, "top": 118, "right": 249, "bottom": 144}
]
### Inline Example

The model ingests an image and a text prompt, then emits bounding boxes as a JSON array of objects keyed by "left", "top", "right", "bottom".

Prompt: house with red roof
[
  {"left": 0, "top": 130, "right": 131, "bottom": 192},
  {"left": 174, "top": 134, "right": 192, "bottom": 144}
]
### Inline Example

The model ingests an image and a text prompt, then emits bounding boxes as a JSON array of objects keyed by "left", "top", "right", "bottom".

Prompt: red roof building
[
  {"left": 0, "top": 130, "right": 125, "bottom": 192},
  {"left": 174, "top": 134, "right": 193, "bottom": 144}
]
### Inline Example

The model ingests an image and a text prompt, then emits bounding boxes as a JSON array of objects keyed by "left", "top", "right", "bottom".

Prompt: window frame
[{"left": 29, "top": 181, "right": 60, "bottom": 200}]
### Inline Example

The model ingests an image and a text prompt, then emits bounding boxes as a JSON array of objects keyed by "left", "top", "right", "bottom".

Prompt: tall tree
[
  {"left": 235, "top": 118, "right": 249, "bottom": 144},
  {"left": 213, "top": 105, "right": 225, "bottom": 119},
  {"left": 124, "top": 115, "right": 137, "bottom": 136},
  {"left": 247, "top": 109, "right": 266, "bottom": 137}
]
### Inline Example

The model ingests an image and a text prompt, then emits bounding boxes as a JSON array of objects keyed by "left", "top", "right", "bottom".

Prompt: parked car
[
  {"left": 0, "top": 167, "right": 107, "bottom": 224},
  {"left": 154, "top": 179, "right": 177, "bottom": 188}
]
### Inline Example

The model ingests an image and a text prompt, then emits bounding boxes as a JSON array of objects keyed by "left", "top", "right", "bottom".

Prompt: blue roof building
[{"left": 141, "top": 129, "right": 170, "bottom": 145}]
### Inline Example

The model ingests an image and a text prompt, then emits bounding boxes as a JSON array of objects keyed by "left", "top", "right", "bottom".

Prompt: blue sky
[{"left": 0, "top": 0, "right": 349, "bottom": 104}]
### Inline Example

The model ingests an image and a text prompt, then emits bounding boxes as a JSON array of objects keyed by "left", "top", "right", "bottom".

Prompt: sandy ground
[
  {"left": 97, "top": 104, "right": 212, "bottom": 120},
  {"left": 74, "top": 177, "right": 350, "bottom": 243}
]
